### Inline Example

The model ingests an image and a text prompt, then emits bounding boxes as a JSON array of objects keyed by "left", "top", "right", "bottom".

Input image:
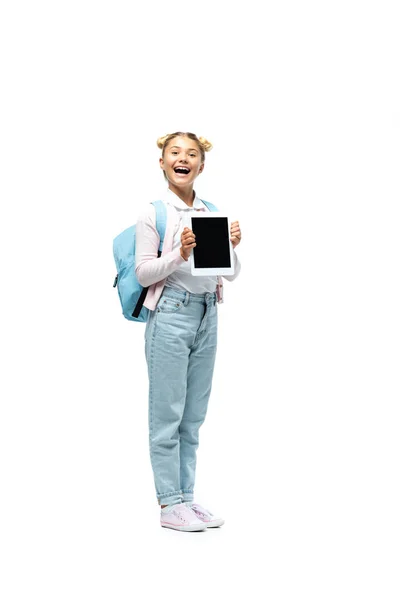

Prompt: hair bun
[
  {"left": 157, "top": 134, "right": 170, "bottom": 149},
  {"left": 198, "top": 137, "right": 213, "bottom": 152}
]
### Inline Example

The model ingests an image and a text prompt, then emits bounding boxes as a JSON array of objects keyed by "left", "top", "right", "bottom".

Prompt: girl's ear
[
  {"left": 199, "top": 163, "right": 205, "bottom": 174},
  {"left": 159, "top": 157, "right": 164, "bottom": 170}
]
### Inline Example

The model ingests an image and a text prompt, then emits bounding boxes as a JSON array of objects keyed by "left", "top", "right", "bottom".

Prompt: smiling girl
[{"left": 135, "top": 132, "right": 242, "bottom": 531}]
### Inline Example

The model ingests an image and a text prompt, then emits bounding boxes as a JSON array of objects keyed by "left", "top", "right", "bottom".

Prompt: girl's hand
[
  {"left": 230, "top": 221, "right": 242, "bottom": 249},
  {"left": 180, "top": 227, "right": 196, "bottom": 261}
]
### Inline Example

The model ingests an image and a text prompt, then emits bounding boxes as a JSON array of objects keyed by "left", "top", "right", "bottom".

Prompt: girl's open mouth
[{"left": 174, "top": 167, "right": 190, "bottom": 175}]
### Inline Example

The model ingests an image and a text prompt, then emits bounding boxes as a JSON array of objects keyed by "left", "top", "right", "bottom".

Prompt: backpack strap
[
  {"left": 151, "top": 200, "right": 168, "bottom": 255},
  {"left": 201, "top": 200, "right": 218, "bottom": 212}
]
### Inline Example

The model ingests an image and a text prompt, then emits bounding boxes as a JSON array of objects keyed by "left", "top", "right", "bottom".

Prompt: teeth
[{"left": 175, "top": 167, "right": 190, "bottom": 173}]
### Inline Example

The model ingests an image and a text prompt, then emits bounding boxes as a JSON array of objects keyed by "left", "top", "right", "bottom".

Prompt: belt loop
[
  {"left": 206, "top": 292, "right": 215, "bottom": 307},
  {"left": 184, "top": 291, "right": 190, "bottom": 306}
]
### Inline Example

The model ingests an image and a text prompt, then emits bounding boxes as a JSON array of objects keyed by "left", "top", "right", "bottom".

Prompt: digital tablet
[{"left": 189, "top": 212, "right": 235, "bottom": 276}]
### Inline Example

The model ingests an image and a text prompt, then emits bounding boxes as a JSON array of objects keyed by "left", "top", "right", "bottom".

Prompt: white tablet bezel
[{"left": 189, "top": 212, "right": 235, "bottom": 276}]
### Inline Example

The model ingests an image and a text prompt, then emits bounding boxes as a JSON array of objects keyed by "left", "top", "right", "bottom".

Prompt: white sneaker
[
  {"left": 185, "top": 502, "right": 225, "bottom": 528},
  {"left": 160, "top": 503, "right": 208, "bottom": 532}
]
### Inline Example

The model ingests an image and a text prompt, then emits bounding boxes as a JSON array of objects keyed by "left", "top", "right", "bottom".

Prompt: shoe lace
[
  {"left": 191, "top": 504, "right": 211, "bottom": 518},
  {"left": 172, "top": 507, "right": 187, "bottom": 523}
]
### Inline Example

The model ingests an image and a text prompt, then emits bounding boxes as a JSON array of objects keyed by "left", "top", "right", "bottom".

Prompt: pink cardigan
[{"left": 140, "top": 203, "right": 224, "bottom": 311}]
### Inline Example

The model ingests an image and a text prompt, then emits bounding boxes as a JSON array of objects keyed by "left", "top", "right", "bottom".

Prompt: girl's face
[{"left": 160, "top": 136, "right": 204, "bottom": 189}]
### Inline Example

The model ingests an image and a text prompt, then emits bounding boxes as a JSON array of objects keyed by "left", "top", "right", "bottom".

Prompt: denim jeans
[{"left": 144, "top": 286, "right": 218, "bottom": 506}]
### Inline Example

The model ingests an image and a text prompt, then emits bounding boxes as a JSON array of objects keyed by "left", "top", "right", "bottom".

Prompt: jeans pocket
[{"left": 157, "top": 297, "right": 184, "bottom": 314}]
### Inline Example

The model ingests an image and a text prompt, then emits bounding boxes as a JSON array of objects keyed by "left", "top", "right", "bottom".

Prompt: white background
[{"left": 1, "top": 1, "right": 399, "bottom": 598}]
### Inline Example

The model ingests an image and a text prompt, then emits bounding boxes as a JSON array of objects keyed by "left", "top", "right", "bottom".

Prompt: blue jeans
[{"left": 145, "top": 286, "right": 218, "bottom": 506}]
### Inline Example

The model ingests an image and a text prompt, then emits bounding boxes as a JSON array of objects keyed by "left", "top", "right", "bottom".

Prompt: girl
[{"left": 135, "top": 132, "right": 242, "bottom": 532}]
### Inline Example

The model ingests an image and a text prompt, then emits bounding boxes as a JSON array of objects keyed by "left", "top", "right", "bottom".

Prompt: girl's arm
[
  {"left": 223, "top": 219, "right": 241, "bottom": 280},
  {"left": 135, "top": 205, "right": 184, "bottom": 288},
  {"left": 223, "top": 251, "right": 241, "bottom": 281}
]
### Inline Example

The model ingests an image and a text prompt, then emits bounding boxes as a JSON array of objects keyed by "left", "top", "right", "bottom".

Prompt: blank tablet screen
[{"left": 192, "top": 217, "right": 231, "bottom": 268}]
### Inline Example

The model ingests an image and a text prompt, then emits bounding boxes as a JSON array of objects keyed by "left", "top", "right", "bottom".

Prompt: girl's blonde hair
[{"left": 157, "top": 131, "right": 213, "bottom": 163}]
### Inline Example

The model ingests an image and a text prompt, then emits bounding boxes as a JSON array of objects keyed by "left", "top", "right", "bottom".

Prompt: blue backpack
[{"left": 113, "top": 199, "right": 218, "bottom": 322}]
